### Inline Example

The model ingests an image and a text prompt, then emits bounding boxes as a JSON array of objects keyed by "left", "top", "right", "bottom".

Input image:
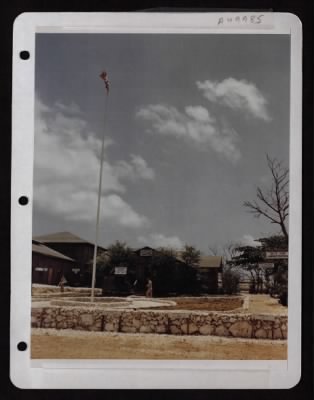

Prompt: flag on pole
[{"left": 100, "top": 71, "right": 110, "bottom": 95}]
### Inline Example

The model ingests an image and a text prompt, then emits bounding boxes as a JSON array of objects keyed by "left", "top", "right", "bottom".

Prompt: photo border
[{"left": 11, "top": 11, "right": 302, "bottom": 389}]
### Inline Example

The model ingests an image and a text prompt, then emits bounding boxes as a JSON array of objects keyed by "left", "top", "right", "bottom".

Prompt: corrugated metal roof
[{"left": 32, "top": 240, "right": 75, "bottom": 261}]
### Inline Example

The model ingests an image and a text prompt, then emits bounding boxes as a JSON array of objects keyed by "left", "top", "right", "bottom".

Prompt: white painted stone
[
  {"left": 140, "top": 326, "right": 152, "bottom": 333},
  {"left": 181, "top": 323, "right": 188, "bottom": 334},
  {"left": 273, "top": 328, "right": 283, "bottom": 339},
  {"left": 263, "top": 322, "right": 272, "bottom": 330},
  {"left": 189, "top": 323, "right": 198, "bottom": 334},
  {"left": 215, "top": 324, "right": 229, "bottom": 337},
  {"left": 132, "top": 319, "right": 141, "bottom": 328},
  {"left": 80, "top": 313, "right": 94, "bottom": 327},
  {"left": 104, "top": 322, "right": 114, "bottom": 331},
  {"left": 255, "top": 328, "right": 267, "bottom": 339},
  {"left": 199, "top": 325, "right": 213, "bottom": 335},
  {"left": 170, "top": 325, "right": 181, "bottom": 334},
  {"left": 156, "top": 325, "right": 167, "bottom": 333},
  {"left": 229, "top": 321, "right": 252, "bottom": 338}
]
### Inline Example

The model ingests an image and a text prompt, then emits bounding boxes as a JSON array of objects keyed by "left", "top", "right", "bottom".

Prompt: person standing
[
  {"left": 145, "top": 278, "right": 153, "bottom": 298},
  {"left": 58, "top": 274, "right": 67, "bottom": 293}
]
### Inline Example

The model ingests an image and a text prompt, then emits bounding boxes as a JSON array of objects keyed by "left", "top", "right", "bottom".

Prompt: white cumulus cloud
[
  {"left": 54, "top": 100, "right": 82, "bottom": 115},
  {"left": 136, "top": 104, "right": 241, "bottom": 163},
  {"left": 115, "top": 154, "right": 155, "bottom": 181},
  {"left": 138, "top": 233, "right": 184, "bottom": 249},
  {"left": 101, "top": 194, "right": 149, "bottom": 228},
  {"left": 185, "top": 105, "right": 214, "bottom": 123},
  {"left": 239, "top": 234, "right": 261, "bottom": 247},
  {"left": 34, "top": 96, "right": 151, "bottom": 228},
  {"left": 196, "top": 78, "right": 271, "bottom": 121}
]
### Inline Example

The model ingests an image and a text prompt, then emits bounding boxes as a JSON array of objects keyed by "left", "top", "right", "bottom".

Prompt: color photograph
[{"left": 31, "top": 32, "right": 290, "bottom": 360}]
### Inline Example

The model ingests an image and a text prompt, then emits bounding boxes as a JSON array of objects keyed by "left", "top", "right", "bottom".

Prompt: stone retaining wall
[{"left": 31, "top": 306, "right": 287, "bottom": 340}]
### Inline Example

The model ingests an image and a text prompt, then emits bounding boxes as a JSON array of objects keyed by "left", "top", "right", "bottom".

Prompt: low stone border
[
  {"left": 170, "top": 296, "right": 244, "bottom": 313},
  {"left": 49, "top": 296, "right": 177, "bottom": 309},
  {"left": 32, "top": 290, "right": 103, "bottom": 300},
  {"left": 51, "top": 299, "right": 131, "bottom": 309},
  {"left": 31, "top": 306, "right": 287, "bottom": 340}
]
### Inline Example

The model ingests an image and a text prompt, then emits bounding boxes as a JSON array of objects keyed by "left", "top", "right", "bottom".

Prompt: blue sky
[{"left": 33, "top": 33, "right": 290, "bottom": 252}]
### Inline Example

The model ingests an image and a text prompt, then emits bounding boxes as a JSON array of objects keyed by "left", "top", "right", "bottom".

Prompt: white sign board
[
  {"left": 265, "top": 251, "right": 288, "bottom": 259},
  {"left": 258, "top": 263, "right": 274, "bottom": 269},
  {"left": 140, "top": 249, "right": 153, "bottom": 257},
  {"left": 114, "top": 266, "right": 127, "bottom": 275},
  {"left": 35, "top": 267, "right": 48, "bottom": 272}
]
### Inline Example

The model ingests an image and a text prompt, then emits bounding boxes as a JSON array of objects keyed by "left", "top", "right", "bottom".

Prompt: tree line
[
  {"left": 96, "top": 242, "right": 202, "bottom": 296},
  {"left": 218, "top": 155, "right": 289, "bottom": 304}
]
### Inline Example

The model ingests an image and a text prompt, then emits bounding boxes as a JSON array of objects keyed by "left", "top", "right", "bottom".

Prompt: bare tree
[
  {"left": 223, "top": 242, "right": 241, "bottom": 261},
  {"left": 208, "top": 244, "right": 220, "bottom": 256},
  {"left": 244, "top": 155, "right": 289, "bottom": 241},
  {"left": 208, "top": 241, "right": 241, "bottom": 263},
  {"left": 181, "top": 244, "right": 201, "bottom": 267}
]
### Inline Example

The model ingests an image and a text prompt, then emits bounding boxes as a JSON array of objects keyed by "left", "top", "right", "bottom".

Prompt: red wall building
[
  {"left": 32, "top": 240, "right": 77, "bottom": 285},
  {"left": 33, "top": 232, "right": 106, "bottom": 286}
]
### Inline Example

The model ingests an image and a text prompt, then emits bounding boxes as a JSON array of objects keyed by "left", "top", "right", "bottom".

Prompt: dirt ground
[
  {"left": 242, "top": 294, "right": 287, "bottom": 314},
  {"left": 31, "top": 329, "right": 287, "bottom": 360},
  {"left": 148, "top": 294, "right": 286, "bottom": 314},
  {"left": 152, "top": 297, "right": 242, "bottom": 311}
]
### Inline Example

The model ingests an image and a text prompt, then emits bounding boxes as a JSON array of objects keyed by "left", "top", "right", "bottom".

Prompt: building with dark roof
[
  {"left": 33, "top": 232, "right": 106, "bottom": 286},
  {"left": 34, "top": 231, "right": 95, "bottom": 244},
  {"left": 175, "top": 252, "right": 223, "bottom": 293},
  {"left": 32, "top": 240, "right": 78, "bottom": 285},
  {"left": 196, "top": 255, "right": 223, "bottom": 294},
  {"left": 32, "top": 233, "right": 222, "bottom": 293},
  {"left": 103, "top": 246, "right": 222, "bottom": 296}
]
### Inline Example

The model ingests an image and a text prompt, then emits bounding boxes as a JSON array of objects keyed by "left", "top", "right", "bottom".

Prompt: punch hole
[
  {"left": 17, "top": 342, "right": 27, "bottom": 351},
  {"left": 19, "top": 51, "right": 30, "bottom": 60},
  {"left": 18, "top": 196, "right": 29, "bottom": 205}
]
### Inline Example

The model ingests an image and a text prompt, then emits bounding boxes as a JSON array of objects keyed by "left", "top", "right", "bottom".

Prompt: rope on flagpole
[{"left": 91, "top": 86, "right": 109, "bottom": 302}]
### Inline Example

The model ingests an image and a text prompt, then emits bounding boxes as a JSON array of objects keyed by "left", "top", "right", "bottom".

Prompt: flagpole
[{"left": 91, "top": 75, "right": 109, "bottom": 301}]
